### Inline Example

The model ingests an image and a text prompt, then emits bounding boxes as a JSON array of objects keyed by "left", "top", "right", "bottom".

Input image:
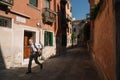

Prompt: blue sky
[{"left": 70, "top": 0, "right": 90, "bottom": 20}]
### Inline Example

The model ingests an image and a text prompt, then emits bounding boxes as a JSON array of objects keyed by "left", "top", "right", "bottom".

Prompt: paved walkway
[{"left": 0, "top": 47, "right": 105, "bottom": 80}]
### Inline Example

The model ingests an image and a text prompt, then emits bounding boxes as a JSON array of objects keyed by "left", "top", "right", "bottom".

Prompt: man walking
[{"left": 26, "top": 38, "right": 43, "bottom": 74}]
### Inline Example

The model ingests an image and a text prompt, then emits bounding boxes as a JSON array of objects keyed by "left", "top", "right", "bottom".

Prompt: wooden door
[
  {"left": 24, "top": 36, "right": 30, "bottom": 59},
  {"left": 24, "top": 31, "right": 36, "bottom": 59}
]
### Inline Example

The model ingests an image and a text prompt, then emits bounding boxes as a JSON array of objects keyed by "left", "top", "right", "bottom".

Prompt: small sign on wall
[{"left": 16, "top": 16, "right": 26, "bottom": 23}]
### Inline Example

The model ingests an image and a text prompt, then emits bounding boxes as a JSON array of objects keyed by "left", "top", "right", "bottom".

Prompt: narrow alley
[
  {"left": 0, "top": 47, "right": 105, "bottom": 80},
  {"left": 0, "top": 0, "right": 120, "bottom": 80}
]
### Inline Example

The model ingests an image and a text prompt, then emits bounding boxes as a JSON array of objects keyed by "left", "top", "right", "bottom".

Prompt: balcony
[
  {"left": 42, "top": 8, "right": 56, "bottom": 24},
  {"left": 0, "top": 0, "right": 13, "bottom": 6},
  {"left": 66, "top": 14, "right": 72, "bottom": 21}
]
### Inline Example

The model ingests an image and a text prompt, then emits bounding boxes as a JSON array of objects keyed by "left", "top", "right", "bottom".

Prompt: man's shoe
[{"left": 26, "top": 71, "right": 31, "bottom": 74}]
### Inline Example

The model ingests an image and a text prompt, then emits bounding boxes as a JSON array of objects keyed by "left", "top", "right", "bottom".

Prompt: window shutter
[
  {"left": 49, "top": 32, "right": 53, "bottom": 46},
  {"left": 44, "top": 31, "right": 48, "bottom": 46}
]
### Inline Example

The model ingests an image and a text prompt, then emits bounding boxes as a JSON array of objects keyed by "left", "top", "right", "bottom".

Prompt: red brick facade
[
  {"left": 0, "top": 0, "right": 42, "bottom": 27},
  {"left": 0, "top": 0, "right": 55, "bottom": 32},
  {"left": 89, "top": 0, "right": 116, "bottom": 80},
  {"left": 0, "top": 0, "right": 59, "bottom": 68}
]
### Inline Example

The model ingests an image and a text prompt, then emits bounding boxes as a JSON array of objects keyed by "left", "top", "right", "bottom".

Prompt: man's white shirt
[{"left": 31, "top": 43, "right": 42, "bottom": 52}]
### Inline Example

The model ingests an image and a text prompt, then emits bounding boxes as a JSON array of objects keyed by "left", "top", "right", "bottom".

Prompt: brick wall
[
  {"left": 92, "top": 0, "right": 116, "bottom": 80},
  {"left": 115, "top": 0, "right": 120, "bottom": 80}
]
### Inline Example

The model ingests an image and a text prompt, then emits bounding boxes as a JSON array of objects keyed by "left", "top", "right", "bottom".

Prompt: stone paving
[{"left": 0, "top": 47, "right": 106, "bottom": 80}]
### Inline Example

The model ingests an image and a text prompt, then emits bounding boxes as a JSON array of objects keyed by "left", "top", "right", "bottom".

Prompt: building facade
[
  {"left": 55, "top": 0, "right": 69, "bottom": 55},
  {"left": 66, "top": 0, "right": 72, "bottom": 47},
  {"left": 41, "top": 0, "right": 57, "bottom": 60},
  {"left": 89, "top": 0, "right": 120, "bottom": 80},
  {"left": 72, "top": 19, "right": 90, "bottom": 47},
  {"left": 0, "top": 0, "right": 58, "bottom": 69},
  {"left": 72, "top": 20, "right": 83, "bottom": 45}
]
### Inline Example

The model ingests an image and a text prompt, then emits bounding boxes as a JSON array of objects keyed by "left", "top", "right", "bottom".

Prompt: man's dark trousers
[{"left": 28, "top": 52, "right": 42, "bottom": 72}]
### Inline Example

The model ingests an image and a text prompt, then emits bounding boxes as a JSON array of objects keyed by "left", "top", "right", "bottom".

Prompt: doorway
[{"left": 24, "top": 31, "right": 36, "bottom": 59}]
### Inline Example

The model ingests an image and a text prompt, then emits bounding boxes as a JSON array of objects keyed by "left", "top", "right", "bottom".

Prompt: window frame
[{"left": 29, "top": 0, "right": 38, "bottom": 7}]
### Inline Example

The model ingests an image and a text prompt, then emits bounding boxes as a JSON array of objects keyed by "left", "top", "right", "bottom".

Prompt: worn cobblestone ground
[{"left": 0, "top": 47, "right": 105, "bottom": 80}]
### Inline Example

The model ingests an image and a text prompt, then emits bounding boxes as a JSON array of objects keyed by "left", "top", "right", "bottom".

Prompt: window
[
  {"left": 73, "top": 28, "right": 76, "bottom": 32},
  {"left": 44, "top": 31, "right": 53, "bottom": 46},
  {"left": 29, "top": 0, "right": 38, "bottom": 7},
  {"left": 77, "top": 35, "right": 80, "bottom": 38},
  {"left": 0, "top": 16, "right": 12, "bottom": 28},
  {"left": 44, "top": 0, "right": 50, "bottom": 8},
  {"left": 62, "top": 34, "right": 67, "bottom": 46}
]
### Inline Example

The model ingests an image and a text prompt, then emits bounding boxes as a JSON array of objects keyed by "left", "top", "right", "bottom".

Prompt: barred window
[{"left": 0, "top": 16, "right": 12, "bottom": 28}]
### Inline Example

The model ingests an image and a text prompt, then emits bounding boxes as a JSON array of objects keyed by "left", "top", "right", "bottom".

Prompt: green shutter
[
  {"left": 44, "top": 31, "right": 53, "bottom": 46},
  {"left": 44, "top": 31, "right": 47, "bottom": 46},
  {"left": 49, "top": 32, "right": 53, "bottom": 46},
  {"left": 44, "top": 31, "right": 46, "bottom": 46}
]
